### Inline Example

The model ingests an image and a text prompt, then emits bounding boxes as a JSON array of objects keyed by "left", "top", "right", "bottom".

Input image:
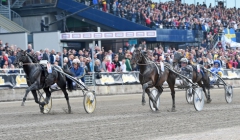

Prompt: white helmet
[
  {"left": 72, "top": 59, "right": 80, "bottom": 64},
  {"left": 180, "top": 58, "right": 188, "bottom": 63}
]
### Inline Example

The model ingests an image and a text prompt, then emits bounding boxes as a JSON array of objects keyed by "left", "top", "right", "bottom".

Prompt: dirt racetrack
[{"left": 0, "top": 88, "right": 240, "bottom": 140}]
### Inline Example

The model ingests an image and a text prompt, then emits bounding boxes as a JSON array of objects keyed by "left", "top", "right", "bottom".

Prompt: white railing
[
  {"left": 0, "top": 68, "right": 25, "bottom": 75},
  {"left": 11, "top": 10, "right": 23, "bottom": 26}
]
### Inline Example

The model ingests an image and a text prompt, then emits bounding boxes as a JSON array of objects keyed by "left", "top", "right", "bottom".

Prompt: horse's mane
[{"left": 27, "top": 53, "right": 39, "bottom": 63}]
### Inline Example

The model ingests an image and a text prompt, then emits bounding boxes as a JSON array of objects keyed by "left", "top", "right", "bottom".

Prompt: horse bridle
[
  {"left": 15, "top": 52, "right": 36, "bottom": 67},
  {"left": 133, "top": 50, "right": 156, "bottom": 66}
]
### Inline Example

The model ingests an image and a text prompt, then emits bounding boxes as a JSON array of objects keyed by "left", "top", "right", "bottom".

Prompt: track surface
[{"left": 0, "top": 88, "right": 240, "bottom": 140}]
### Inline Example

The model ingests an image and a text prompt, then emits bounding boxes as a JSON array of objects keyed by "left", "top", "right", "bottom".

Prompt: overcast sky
[{"left": 151, "top": 0, "right": 240, "bottom": 8}]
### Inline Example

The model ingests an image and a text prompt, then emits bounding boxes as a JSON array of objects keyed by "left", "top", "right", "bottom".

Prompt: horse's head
[
  {"left": 131, "top": 49, "right": 142, "bottom": 65},
  {"left": 13, "top": 50, "right": 27, "bottom": 68},
  {"left": 173, "top": 52, "right": 183, "bottom": 67}
]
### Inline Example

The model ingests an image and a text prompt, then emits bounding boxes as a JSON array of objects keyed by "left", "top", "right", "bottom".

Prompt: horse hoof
[
  {"left": 167, "top": 108, "right": 176, "bottom": 112},
  {"left": 207, "top": 99, "right": 212, "bottom": 103},
  {"left": 40, "top": 107, "right": 44, "bottom": 113},
  {"left": 142, "top": 101, "right": 146, "bottom": 106},
  {"left": 21, "top": 102, "right": 25, "bottom": 106}
]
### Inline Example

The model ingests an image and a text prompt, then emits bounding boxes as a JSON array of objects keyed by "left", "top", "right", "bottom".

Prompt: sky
[{"left": 151, "top": 0, "right": 240, "bottom": 8}]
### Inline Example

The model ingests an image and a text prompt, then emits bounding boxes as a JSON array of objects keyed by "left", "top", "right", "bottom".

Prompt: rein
[
  {"left": 22, "top": 63, "right": 38, "bottom": 65},
  {"left": 137, "top": 61, "right": 156, "bottom": 65}
]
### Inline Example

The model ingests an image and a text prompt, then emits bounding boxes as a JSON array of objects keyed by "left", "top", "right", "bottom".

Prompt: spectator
[
  {"left": 8, "top": 64, "right": 19, "bottom": 74},
  {"left": 63, "top": 57, "right": 69, "bottom": 70},
  {"left": 1, "top": 64, "right": 9, "bottom": 73},
  {"left": 9, "top": 51, "right": 16, "bottom": 64},
  {"left": 101, "top": 56, "right": 107, "bottom": 72},
  {"left": 85, "top": 58, "right": 92, "bottom": 74},
  {"left": 102, "top": 0, "right": 107, "bottom": 12},
  {"left": 67, "top": 54, "right": 74, "bottom": 68},
  {"left": 42, "top": 48, "right": 50, "bottom": 61},
  {"left": 117, "top": 48, "right": 124, "bottom": 61},
  {"left": 94, "top": 59, "right": 103, "bottom": 72},
  {"left": 50, "top": 49, "right": 56, "bottom": 64},
  {"left": 105, "top": 57, "right": 115, "bottom": 72},
  {"left": 55, "top": 54, "right": 61, "bottom": 67},
  {"left": 125, "top": 53, "right": 132, "bottom": 72},
  {"left": 27, "top": 44, "right": 32, "bottom": 53},
  {"left": 35, "top": 51, "right": 42, "bottom": 61},
  {"left": 113, "top": 55, "right": 121, "bottom": 72},
  {"left": 120, "top": 58, "right": 126, "bottom": 72}
]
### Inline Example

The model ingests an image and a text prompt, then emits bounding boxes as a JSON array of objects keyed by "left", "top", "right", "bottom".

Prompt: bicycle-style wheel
[
  {"left": 83, "top": 91, "right": 96, "bottom": 114},
  {"left": 193, "top": 88, "right": 204, "bottom": 111}
]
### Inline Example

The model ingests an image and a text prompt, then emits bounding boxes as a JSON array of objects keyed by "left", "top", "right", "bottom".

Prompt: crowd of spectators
[
  {"left": 1, "top": 38, "right": 240, "bottom": 79},
  {"left": 88, "top": 0, "right": 240, "bottom": 31},
  {"left": 77, "top": 0, "right": 240, "bottom": 51},
  {"left": 1, "top": 1, "right": 240, "bottom": 80}
]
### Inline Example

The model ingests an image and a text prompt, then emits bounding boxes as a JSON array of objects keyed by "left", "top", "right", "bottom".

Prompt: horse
[
  {"left": 173, "top": 52, "right": 212, "bottom": 103},
  {"left": 13, "top": 50, "right": 74, "bottom": 113},
  {"left": 131, "top": 49, "right": 177, "bottom": 112}
]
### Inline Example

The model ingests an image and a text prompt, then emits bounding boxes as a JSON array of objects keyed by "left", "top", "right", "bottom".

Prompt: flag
[{"left": 224, "top": 28, "right": 236, "bottom": 42}]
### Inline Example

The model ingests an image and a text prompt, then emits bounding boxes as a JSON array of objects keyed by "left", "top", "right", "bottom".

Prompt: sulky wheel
[
  {"left": 39, "top": 91, "right": 52, "bottom": 114},
  {"left": 185, "top": 88, "right": 193, "bottom": 104},
  {"left": 83, "top": 91, "right": 96, "bottom": 114},
  {"left": 149, "top": 89, "right": 160, "bottom": 111},
  {"left": 225, "top": 85, "right": 233, "bottom": 103},
  {"left": 193, "top": 88, "right": 204, "bottom": 111}
]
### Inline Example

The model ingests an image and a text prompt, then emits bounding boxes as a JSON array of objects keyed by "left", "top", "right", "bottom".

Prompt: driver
[
  {"left": 179, "top": 58, "right": 193, "bottom": 88},
  {"left": 70, "top": 59, "right": 85, "bottom": 88},
  {"left": 211, "top": 60, "right": 223, "bottom": 77}
]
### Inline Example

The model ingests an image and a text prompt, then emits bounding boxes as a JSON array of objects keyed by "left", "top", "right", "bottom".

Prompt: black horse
[
  {"left": 131, "top": 49, "right": 177, "bottom": 111},
  {"left": 173, "top": 52, "right": 212, "bottom": 103},
  {"left": 13, "top": 50, "right": 73, "bottom": 113}
]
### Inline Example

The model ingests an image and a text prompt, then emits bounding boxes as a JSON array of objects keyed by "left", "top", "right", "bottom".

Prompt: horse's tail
[{"left": 62, "top": 69, "right": 74, "bottom": 92}]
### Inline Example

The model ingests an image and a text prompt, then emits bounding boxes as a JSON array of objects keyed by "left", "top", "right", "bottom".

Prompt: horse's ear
[{"left": 23, "top": 50, "right": 27, "bottom": 56}]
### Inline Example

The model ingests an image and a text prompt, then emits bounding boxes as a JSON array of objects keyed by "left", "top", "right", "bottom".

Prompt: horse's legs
[
  {"left": 142, "top": 81, "right": 154, "bottom": 106},
  {"left": 207, "top": 88, "right": 211, "bottom": 103},
  {"left": 167, "top": 80, "right": 176, "bottom": 112},
  {"left": 142, "top": 88, "right": 146, "bottom": 106},
  {"left": 155, "top": 86, "right": 163, "bottom": 102},
  {"left": 198, "top": 81, "right": 212, "bottom": 103},
  {"left": 31, "top": 90, "right": 39, "bottom": 104},
  {"left": 145, "top": 88, "right": 158, "bottom": 110},
  {"left": 56, "top": 72, "right": 72, "bottom": 113},
  {"left": 22, "top": 81, "right": 39, "bottom": 106},
  {"left": 142, "top": 82, "right": 149, "bottom": 105},
  {"left": 61, "top": 88, "right": 71, "bottom": 113},
  {"left": 42, "top": 87, "right": 51, "bottom": 104}
]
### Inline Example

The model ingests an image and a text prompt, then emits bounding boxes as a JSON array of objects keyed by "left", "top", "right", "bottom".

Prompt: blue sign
[{"left": 128, "top": 39, "right": 137, "bottom": 45}]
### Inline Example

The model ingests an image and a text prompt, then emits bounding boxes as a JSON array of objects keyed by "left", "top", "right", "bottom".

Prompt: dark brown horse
[
  {"left": 13, "top": 50, "right": 74, "bottom": 113},
  {"left": 131, "top": 49, "right": 177, "bottom": 111},
  {"left": 173, "top": 52, "right": 212, "bottom": 103}
]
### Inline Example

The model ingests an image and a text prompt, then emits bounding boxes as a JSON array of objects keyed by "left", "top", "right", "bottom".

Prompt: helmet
[
  {"left": 213, "top": 60, "right": 221, "bottom": 67},
  {"left": 72, "top": 59, "right": 80, "bottom": 64},
  {"left": 180, "top": 58, "right": 188, "bottom": 63}
]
